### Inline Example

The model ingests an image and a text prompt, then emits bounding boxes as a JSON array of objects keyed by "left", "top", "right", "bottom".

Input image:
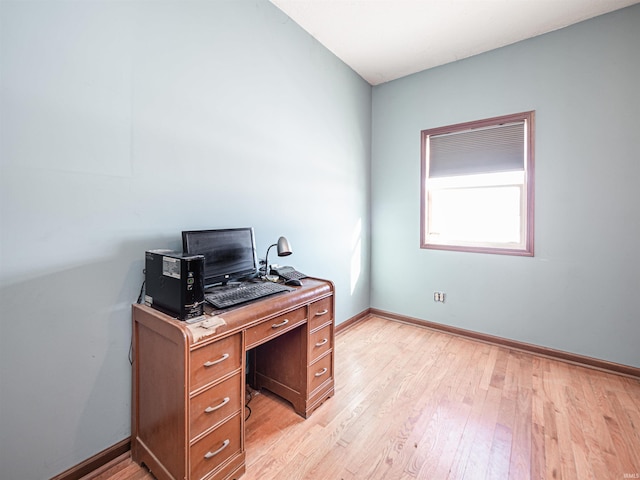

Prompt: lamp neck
[{"left": 264, "top": 243, "right": 277, "bottom": 276}]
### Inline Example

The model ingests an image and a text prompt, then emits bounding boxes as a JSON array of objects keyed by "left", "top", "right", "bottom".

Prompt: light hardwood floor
[{"left": 87, "top": 316, "right": 640, "bottom": 480}]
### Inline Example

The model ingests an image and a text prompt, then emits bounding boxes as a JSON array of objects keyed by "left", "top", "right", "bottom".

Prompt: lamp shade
[{"left": 276, "top": 236, "right": 292, "bottom": 256}]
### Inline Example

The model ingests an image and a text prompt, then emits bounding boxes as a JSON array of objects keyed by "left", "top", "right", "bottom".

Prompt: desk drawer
[
  {"left": 245, "top": 307, "right": 306, "bottom": 349},
  {"left": 309, "top": 353, "right": 333, "bottom": 394},
  {"left": 190, "top": 373, "right": 242, "bottom": 440},
  {"left": 309, "top": 324, "right": 332, "bottom": 362},
  {"left": 190, "top": 413, "right": 241, "bottom": 480},
  {"left": 309, "top": 297, "right": 332, "bottom": 330},
  {"left": 190, "top": 334, "right": 242, "bottom": 392}
]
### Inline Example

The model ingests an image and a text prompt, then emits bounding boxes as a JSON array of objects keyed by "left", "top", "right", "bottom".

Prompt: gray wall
[
  {"left": 371, "top": 5, "right": 640, "bottom": 369},
  {"left": 0, "top": 1, "right": 371, "bottom": 478}
]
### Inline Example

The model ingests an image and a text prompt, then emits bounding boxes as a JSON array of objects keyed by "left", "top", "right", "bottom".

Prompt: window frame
[{"left": 420, "top": 111, "right": 535, "bottom": 256}]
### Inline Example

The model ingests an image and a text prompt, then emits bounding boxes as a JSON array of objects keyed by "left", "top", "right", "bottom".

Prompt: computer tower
[{"left": 144, "top": 250, "right": 205, "bottom": 320}]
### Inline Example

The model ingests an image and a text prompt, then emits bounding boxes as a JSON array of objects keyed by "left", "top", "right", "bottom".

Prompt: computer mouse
[{"left": 285, "top": 278, "right": 302, "bottom": 286}]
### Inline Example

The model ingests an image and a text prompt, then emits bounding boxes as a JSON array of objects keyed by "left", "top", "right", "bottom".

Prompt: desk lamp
[{"left": 264, "top": 236, "right": 292, "bottom": 281}]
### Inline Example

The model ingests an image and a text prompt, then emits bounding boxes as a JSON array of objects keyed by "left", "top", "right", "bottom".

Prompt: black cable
[
  {"left": 130, "top": 276, "right": 146, "bottom": 365},
  {"left": 136, "top": 278, "right": 145, "bottom": 304},
  {"left": 245, "top": 389, "right": 253, "bottom": 421}
]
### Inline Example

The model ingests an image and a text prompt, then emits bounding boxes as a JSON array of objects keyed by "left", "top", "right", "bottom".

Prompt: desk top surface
[{"left": 133, "top": 277, "right": 334, "bottom": 347}]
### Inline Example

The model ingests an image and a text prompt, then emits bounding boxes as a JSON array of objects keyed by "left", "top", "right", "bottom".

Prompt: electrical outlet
[{"left": 433, "top": 292, "right": 446, "bottom": 303}]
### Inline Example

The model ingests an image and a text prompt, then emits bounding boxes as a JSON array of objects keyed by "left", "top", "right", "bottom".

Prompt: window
[{"left": 420, "top": 111, "right": 534, "bottom": 256}]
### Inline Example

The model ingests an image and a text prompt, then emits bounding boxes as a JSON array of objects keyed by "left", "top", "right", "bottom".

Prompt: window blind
[{"left": 428, "top": 122, "right": 525, "bottom": 178}]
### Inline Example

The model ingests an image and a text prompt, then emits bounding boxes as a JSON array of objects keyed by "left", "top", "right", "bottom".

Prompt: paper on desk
[{"left": 187, "top": 316, "right": 227, "bottom": 342}]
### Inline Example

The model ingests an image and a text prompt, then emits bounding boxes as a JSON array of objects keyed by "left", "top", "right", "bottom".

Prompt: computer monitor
[{"left": 182, "top": 227, "right": 259, "bottom": 287}]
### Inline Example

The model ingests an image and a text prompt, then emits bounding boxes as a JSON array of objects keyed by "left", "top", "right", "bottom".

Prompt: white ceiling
[{"left": 269, "top": 0, "right": 639, "bottom": 85}]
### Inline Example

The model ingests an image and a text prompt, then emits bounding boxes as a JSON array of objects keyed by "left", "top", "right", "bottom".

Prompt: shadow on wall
[{"left": 0, "top": 235, "right": 178, "bottom": 478}]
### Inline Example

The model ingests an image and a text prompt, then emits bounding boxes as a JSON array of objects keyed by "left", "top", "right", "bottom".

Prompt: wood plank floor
[{"left": 88, "top": 316, "right": 640, "bottom": 480}]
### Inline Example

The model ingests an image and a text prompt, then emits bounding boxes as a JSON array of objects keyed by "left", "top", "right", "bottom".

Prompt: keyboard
[{"left": 205, "top": 282, "right": 294, "bottom": 309}]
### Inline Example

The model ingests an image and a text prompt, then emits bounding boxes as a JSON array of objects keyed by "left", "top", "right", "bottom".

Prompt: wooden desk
[{"left": 131, "top": 278, "right": 335, "bottom": 480}]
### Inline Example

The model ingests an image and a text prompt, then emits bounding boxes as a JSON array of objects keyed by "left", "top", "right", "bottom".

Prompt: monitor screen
[{"left": 182, "top": 227, "right": 259, "bottom": 287}]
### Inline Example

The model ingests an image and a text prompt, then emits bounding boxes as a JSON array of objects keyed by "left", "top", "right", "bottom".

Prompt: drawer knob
[
  {"left": 205, "top": 397, "right": 230, "bottom": 413},
  {"left": 271, "top": 318, "right": 289, "bottom": 329},
  {"left": 204, "top": 439, "right": 230, "bottom": 459},
  {"left": 315, "top": 338, "right": 328, "bottom": 347},
  {"left": 315, "top": 309, "right": 329, "bottom": 316},
  {"left": 203, "top": 353, "right": 229, "bottom": 367},
  {"left": 314, "top": 367, "right": 328, "bottom": 377}
]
